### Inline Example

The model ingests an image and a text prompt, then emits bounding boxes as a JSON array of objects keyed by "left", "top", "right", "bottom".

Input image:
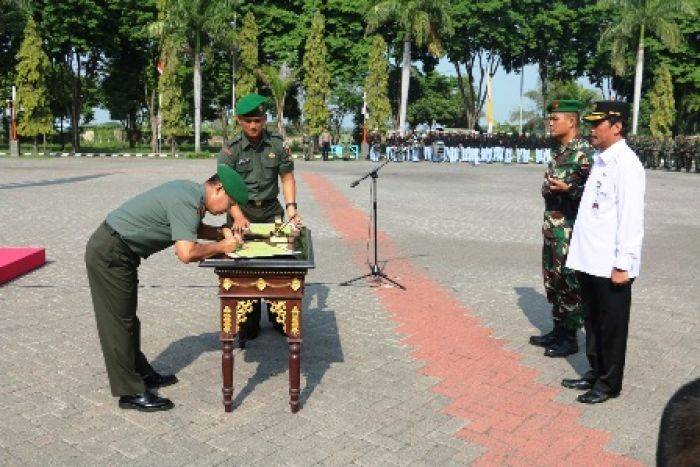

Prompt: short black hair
[
  {"left": 657, "top": 378, "right": 700, "bottom": 466},
  {"left": 206, "top": 174, "right": 220, "bottom": 184}
]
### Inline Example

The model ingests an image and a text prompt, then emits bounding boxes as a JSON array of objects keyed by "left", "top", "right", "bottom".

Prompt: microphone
[{"left": 350, "top": 180, "right": 359, "bottom": 188}]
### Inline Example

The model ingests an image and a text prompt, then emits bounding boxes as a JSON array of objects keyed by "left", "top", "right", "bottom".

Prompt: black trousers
[
  {"left": 85, "top": 223, "right": 155, "bottom": 396},
  {"left": 578, "top": 272, "right": 634, "bottom": 395}
]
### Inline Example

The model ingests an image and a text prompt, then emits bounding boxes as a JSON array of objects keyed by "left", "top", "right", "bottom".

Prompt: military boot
[
  {"left": 529, "top": 317, "right": 561, "bottom": 348},
  {"left": 544, "top": 328, "right": 578, "bottom": 357}
]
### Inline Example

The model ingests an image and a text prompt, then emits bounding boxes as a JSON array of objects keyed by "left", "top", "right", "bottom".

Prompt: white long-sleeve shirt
[{"left": 566, "top": 139, "right": 645, "bottom": 278}]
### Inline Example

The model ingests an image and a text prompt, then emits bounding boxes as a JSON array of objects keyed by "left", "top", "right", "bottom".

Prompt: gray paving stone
[{"left": 1, "top": 158, "right": 696, "bottom": 466}]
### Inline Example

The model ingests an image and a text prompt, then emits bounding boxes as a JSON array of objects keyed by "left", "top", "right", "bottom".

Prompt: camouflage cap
[
  {"left": 547, "top": 99, "right": 584, "bottom": 113},
  {"left": 235, "top": 93, "right": 269, "bottom": 117}
]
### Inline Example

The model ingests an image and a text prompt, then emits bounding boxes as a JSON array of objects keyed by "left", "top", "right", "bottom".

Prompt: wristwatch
[{"left": 286, "top": 202, "right": 298, "bottom": 209}]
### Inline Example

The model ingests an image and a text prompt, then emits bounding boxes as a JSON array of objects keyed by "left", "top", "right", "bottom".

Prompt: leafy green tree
[
  {"left": 34, "top": 0, "right": 107, "bottom": 152},
  {"left": 302, "top": 11, "right": 331, "bottom": 139},
  {"left": 257, "top": 63, "right": 296, "bottom": 138},
  {"left": 160, "top": 37, "right": 187, "bottom": 155},
  {"left": 365, "top": 35, "right": 391, "bottom": 134},
  {"left": 164, "top": 0, "right": 229, "bottom": 152},
  {"left": 446, "top": 0, "right": 520, "bottom": 130},
  {"left": 102, "top": 0, "right": 157, "bottom": 149},
  {"left": 513, "top": 80, "right": 601, "bottom": 134},
  {"left": 648, "top": 64, "right": 675, "bottom": 137},
  {"left": 366, "top": 0, "right": 452, "bottom": 135},
  {"left": 514, "top": 1, "right": 602, "bottom": 131},
  {"left": 407, "top": 71, "right": 464, "bottom": 128},
  {"left": 236, "top": 11, "right": 259, "bottom": 101},
  {"left": 598, "top": 0, "right": 696, "bottom": 134},
  {"left": 15, "top": 17, "right": 53, "bottom": 155}
]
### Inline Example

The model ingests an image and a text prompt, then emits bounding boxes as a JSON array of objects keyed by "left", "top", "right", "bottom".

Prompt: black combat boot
[
  {"left": 544, "top": 328, "right": 578, "bottom": 357},
  {"left": 529, "top": 317, "right": 561, "bottom": 348}
]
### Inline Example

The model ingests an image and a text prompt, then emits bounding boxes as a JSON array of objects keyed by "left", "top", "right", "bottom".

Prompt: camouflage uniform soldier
[{"left": 530, "top": 99, "right": 595, "bottom": 358}]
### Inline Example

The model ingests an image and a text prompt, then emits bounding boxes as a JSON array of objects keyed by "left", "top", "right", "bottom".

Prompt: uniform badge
[
  {"left": 268, "top": 152, "right": 276, "bottom": 159},
  {"left": 238, "top": 158, "right": 250, "bottom": 165}
]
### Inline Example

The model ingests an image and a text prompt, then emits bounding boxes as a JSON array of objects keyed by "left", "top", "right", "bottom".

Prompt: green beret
[
  {"left": 235, "top": 93, "right": 269, "bottom": 116},
  {"left": 217, "top": 164, "right": 249, "bottom": 204},
  {"left": 547, "top": 99, "right": 583, "bottom": 113},
  {"left": 583, "top": 100, "right": 629, "bottom": 122}
]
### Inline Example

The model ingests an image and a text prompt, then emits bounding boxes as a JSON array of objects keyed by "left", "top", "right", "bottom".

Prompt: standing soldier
[
  {"left": 218, "top": 93, "right": 302, "bottom": 339},
  {"left": 530, "top": 99, "right": 595, "bottom": 357}
]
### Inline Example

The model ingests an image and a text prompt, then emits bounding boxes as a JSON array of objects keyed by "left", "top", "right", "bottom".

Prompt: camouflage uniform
[{"left": 541, "top": 138, "right": 594, "bottom": 331}]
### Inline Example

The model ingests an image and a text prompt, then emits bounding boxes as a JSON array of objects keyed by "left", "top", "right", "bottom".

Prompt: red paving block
[
  {"left": 301, "top": 171, "right": 640, "bottom": 466},
  {"left": 0, "top": 247, "right": 45, "bottom": 284}
]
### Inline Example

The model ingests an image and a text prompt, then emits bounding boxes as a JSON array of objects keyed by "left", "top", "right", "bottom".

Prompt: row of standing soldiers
[
  {"left": 628, "top": 136, "right": 700, "bottom": 172},
  {"left": 378, "top": 131, "right": 557, "bottom": 151}
]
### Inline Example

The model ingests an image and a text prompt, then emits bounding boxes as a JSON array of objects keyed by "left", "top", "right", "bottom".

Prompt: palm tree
[
  {"left": 598, "top": 0, "right": 696, "bottom": 135},
  {"left": 164, "top": 0, "right": 227, "bottom": 153},
  {"left": 257, "top": 64, "right": 296, "bottom": 139},
  {"left": 366, "top": 0, "right": 452, "bottom": 136}
]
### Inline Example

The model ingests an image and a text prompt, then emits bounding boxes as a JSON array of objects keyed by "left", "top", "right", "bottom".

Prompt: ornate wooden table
[{"left": 199, "top": 229, "right": 314, "bottom": 413}]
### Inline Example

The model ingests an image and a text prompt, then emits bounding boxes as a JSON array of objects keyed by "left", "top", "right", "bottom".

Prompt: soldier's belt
[{"left": 247, "top": 198, "right": 277, "bottom": 208}]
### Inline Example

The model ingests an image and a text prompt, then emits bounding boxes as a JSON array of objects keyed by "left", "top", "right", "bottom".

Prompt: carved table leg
[
  {"left": 222, "top": 340, "right": 234, "bottom": 412},
  {"left": 288, "top": 339, "right": 301, "bottom": 413}
]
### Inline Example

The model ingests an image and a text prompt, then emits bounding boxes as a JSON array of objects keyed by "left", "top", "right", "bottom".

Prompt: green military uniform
[
  {"left": 86, "top": 181, "right": 206, "bottom": 396},
  {"left": 541, "top": 138, "right": 594, "bottom": 328},
  {"left": 85, "top": 166, "right": 247, "bottom": 400},
  {"left": 219, "top": 93, "right": 295, "bottom": 336},
  {"left": 532, "top": 99, "right": 594, "bottom": 357}
]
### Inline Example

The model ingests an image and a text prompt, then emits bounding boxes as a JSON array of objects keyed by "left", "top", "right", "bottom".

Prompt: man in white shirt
[{"left": 562, "top": 101, "right": 646, "bottom": 404}]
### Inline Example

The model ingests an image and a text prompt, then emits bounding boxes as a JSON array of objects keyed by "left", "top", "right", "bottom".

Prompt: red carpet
[
  {"left": 0, "top": 247, "right": 46, "bottom": 284},
  {"left": 302, "top": 171, "right": 641, "bottom": 466}
]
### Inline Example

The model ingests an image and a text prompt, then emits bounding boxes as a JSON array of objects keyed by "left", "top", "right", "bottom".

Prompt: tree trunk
[
  {"left": 399, "top": 38, "right": 411, "bottom": 136},
  {"left": 277, "top": 98, "right": 286, "bottom": 139},
  {"left": 539, "top": 62, "right": 548, "bottom": 134},
  {"left": 71, "top": 51, "right": 81, "bottom": 153},
  {"left": 149, "top": 88, "right": 157, "bottom": 153},
  {"left": 453, "top": 60, "right": 473, "bottom": 130},
  {"left": 221, "top": 108, "right": 229, "bottom": 146},
  {"left": 32, "top": 136, "right": 38, "bottom": 157},
  {"left": 231, "top": 51, "right": 236, "bottom": 114},
  {"left": 632, "top": 25, "right": 645, "bottom": 135},
  {"left": 171, "top": 136, "right": 176, "bottom": 157},
  {"left": 194, "top": 35, "right": 202, "bottom": 153}
]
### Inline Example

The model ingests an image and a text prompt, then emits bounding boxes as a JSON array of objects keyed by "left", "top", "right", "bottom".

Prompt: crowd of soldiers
[
  {"left": 369, "top": 130, "right": 556, "bottom": 165},
  {"left": 628, "top": 136, "right": 700, "bottom": 172},
  {"left": 366, "top": 130, "right": 700, "bottom": 171}
]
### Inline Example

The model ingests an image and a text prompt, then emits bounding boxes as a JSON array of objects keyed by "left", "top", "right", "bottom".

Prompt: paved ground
[{"left": 0, "top": 157, "right": 697, "bottom": 465}]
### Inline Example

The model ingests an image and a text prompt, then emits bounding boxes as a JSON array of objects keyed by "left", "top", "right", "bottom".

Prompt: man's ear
[{"left": 612, "top": 120, "right": 623, "bottom": 136}]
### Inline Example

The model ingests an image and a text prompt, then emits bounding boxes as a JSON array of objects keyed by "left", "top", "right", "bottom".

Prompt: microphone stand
[{"left": 340, "top": 160, "right": 405, "bottom": 290}]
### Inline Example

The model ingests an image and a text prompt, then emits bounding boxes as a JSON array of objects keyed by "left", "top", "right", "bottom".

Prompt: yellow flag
[{"left": 486, "top": 74, "right": 495, "bottom": 134}]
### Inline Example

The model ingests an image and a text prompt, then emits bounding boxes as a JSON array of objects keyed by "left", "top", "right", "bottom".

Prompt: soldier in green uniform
[
  {"left": 85, "top": 165, "right": 249, "bottom": 411},
  {"left": 218, "top": 93, "right": 301, "bottom": 339},
  {"left": 530, "top": 99, "right": 595, "bottom": 358}
]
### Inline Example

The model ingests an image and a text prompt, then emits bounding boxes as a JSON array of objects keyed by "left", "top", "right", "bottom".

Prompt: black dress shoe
[
  {"left": 561, "top": 378, "right": 593, "bottom": 390},
  {"left": 529, "top": 328, "right": 557, "bottom": 347},
  {"left": 544, "top": 329, "right": 578, "bottom": 357},
  {"left": 144, "top": 372, "right": 178, "bottom": 389},
  {"left": 544, "top": 339, "right": 578, "bottom": 357},
  {"left": 577, "top": 389, "right": 618, "bottom": 404},
  {"left": 119, "top": 392, "right": 174, "bottom": 412}
]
